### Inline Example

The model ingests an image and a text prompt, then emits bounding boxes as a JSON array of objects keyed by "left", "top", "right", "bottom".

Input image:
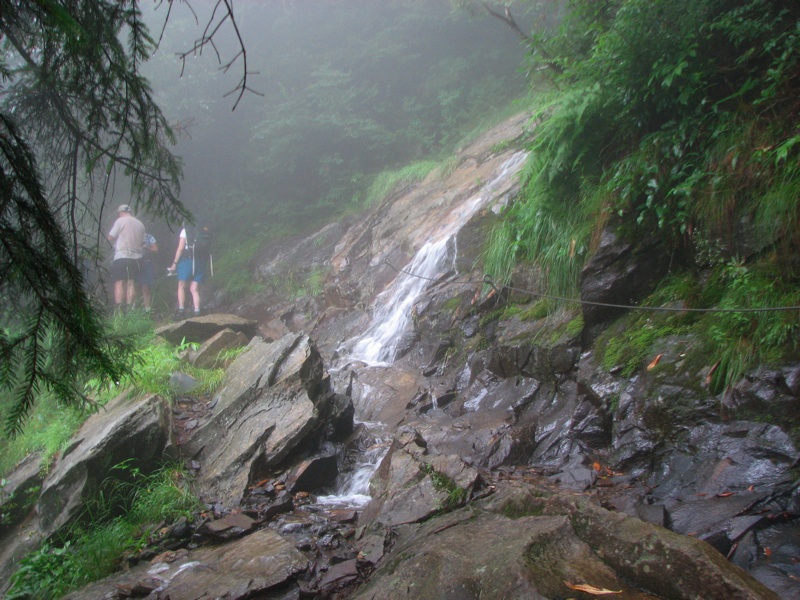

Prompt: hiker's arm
[{"left": 170, "top": 237, "right": 186, "bottom": 268}]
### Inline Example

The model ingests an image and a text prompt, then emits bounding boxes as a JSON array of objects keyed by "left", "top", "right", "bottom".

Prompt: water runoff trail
[{"left": 316, "top": 151, "right": 529, "bottom": 508}]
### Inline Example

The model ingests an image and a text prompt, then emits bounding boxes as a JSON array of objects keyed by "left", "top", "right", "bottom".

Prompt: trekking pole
[{"left": 210, "top": 253, "right": 214, "bottom": 277}]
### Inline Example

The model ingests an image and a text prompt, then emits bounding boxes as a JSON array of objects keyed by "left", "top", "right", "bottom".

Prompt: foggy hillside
[{"left": 140, "top": 0, "right": 531, "bottom": 252}]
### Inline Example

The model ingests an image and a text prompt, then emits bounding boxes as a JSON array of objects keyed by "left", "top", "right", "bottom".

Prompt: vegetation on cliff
[{"left": 485, "top": 0, "right": 800, "bottom": 391}]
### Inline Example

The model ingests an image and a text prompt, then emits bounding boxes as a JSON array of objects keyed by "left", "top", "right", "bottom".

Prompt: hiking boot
[{"left": 174, "top": 308, "right": 186, "bottom": 321}]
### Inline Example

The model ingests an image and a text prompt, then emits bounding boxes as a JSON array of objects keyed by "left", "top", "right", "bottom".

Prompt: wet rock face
[
  {"left": 63, "top": 529, "right": 308, "bottom": 600},
  {"left": 353, "top": 481, "right": 779, "bottom": 600},
  {"left": 37, "top": 392, "right": 175, "bottom": 539},
  {"left": 155, "top": 313, "right": 258, "bottom": 345},
  {"left": 182, "top": 333, "right": 351, "bottom": 507},
  {"left": 579, "top": 228, "right": 673, "bottom": 343}
]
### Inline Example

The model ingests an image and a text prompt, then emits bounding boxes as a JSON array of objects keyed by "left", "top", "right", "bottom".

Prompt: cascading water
[
  {"left": 347, "top": 150, "right": 528, "bottom": 366},
  {"left": 317, "top": 150, "right": 528, "bottom": 507},
  {"left": 315, "top": 421, "right": 390, "bottom": 508},
  {"left": 350, "top": 236, "right": 455, "bottom": 365}
]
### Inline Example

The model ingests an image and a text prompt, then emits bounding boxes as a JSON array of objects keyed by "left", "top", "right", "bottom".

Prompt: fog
[{"left": 138, "top": 0, "right": 530, "bottom": 246}]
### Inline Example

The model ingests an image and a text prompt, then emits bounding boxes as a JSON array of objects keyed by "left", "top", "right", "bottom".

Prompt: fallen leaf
[
  {"left": 592, "top": 461, "right": 602, "bottom": 472},
  {"left": 717, "top": 491, "right": 734, "bottom": 498},
  {"left": 564, "top": 581, "right": 622, "bottom": 595},
  {"left": 705, "top": 359, "right": 721, "bottom": 385},
  {"left": 647, "top": 354, "right": 663, "bottom": 370},
  {"left": 764, "top": 547, "right": 772, "bottom": 558},
  {"left": 727, "top": 542, "right": 739, "bottom": 559},
  {"left": 747, "top": 485, "right": 754, "bottom": 492}
]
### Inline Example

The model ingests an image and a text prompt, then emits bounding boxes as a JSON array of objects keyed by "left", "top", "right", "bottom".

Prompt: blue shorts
[
  {"left": 140, "top": 260, "right": 155, "bottom": 287},
  {"left": 177, "top": 257, "right": 206, "bottom": 283}
]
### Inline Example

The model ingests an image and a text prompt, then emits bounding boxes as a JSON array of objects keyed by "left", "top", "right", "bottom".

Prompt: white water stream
[
  {"left": 348, "top": 150, "right": 528, "bottom": 366},
  {"left": 317, "top": 151, "right": 528, "bottom": 506}
]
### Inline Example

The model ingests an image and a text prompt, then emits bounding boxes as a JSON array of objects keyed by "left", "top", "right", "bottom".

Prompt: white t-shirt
[{"left": 109, "top": 214, "right": 145, "bottom": 260}]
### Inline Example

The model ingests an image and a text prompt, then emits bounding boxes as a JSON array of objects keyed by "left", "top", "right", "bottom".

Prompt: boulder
[
  {"left": 64, "top": 529, "right": 308, "bottom": 600},
  {"left": 182, "top": 333, "right": 343, "bottom": 506},
  {"left": 0, "top": 453, "right": 42, "bottom": 535},
  {"left": 0, "top": 454, "right": 45, "bottom": 594},
  {"left": 352, "top": 480, "right": 779, "bottom": 600},
  {"left": 285, "top": 452, "right": 339, "bottom": 493},
  {"left": 37, "top": 392, "right": 174, "bottom": 538},
  {"left": 155, "top": 313, "right": 257, "bottom": 345},
  {"left": 188, "top": 327, "right": 250, "bottom": 369},
  {"left": 580, "top": 227, "right": 673, "bottom": 343},
  {"left": 359, "top": 428, "right": 479, "bottom": 528}
]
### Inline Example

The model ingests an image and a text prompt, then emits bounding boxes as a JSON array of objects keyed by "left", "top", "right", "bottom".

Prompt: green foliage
[
  {"left": 420, "top": 463, "right": 467, "bottom": 513},
  {"left": 5, "top": 542, "right": 80, "bottom": 600},
  {"left": 363, "top": 161, "right": 440, "bottom": 208},
  {"left": 6, "top": 461, "right": 200, "bottom": 600},
  {"left": 565, "top": 315, "right": 584, "bottom": 338},
  {"left": 483, "top": 221, "right": 518, "bottom": 287},
  {"left": 160, "top": 1, "right": 529, "bottom": 233},
  {"left": 266, "top": 265, "right": 331, "bottom": 301},
  {"left": 1, "top": 315, "right": 224, "bottom": 479},
  {"left": 599, "top": 313, "right": 689, "bottom": 378},
  {"left": 0, "top": 1, "right": 194, "bottom": 437},
  {"left": 701, "top": 259, "right": 800, "bottom": 391},
  {"left": 595, "top": 261, "right": 799, "bottom": 388},
  {"left": 487, "top": 0, "right": 800, "bottom": 390},
  {"left": 487, "top": 163, "right": 600, "bottom": 297},
  {"left": 519, "top": 299, "right": 556, "bottom": 322}
]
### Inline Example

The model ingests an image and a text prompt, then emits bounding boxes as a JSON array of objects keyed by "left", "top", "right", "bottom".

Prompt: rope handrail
[{"left": 383, "top": 258, "right": 800, "bottom": 314}]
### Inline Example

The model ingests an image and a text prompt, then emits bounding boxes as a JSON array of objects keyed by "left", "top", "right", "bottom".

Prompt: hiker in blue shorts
[{"left": 167, "top": 223, "right": 207, "bottom": 319}]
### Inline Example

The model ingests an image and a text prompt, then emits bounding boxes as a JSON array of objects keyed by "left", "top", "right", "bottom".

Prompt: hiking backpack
[
  {"left": 189, "top": 220, "right": 213, "bottom": 261},
  {"left": 187, "top": 219, "right": 214, "bottom": 276}
]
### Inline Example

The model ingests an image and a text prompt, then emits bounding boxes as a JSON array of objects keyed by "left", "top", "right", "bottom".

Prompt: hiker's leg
[
  {"left": 142, "top": 285, "right": 152, "bottom": 310},
  {"left": 112, "top": 259, "right": 125, "bottom": 305},
  {"left": 177, "top": 279, "right": 187, "bottom": 310},
  {"left": 190, "top": 280, "right": 200, "bottom": 313},
  {"left": 140, "top": 260, "right": 154, "bottom": 309},
  {"left": 126, "top": 278, "right": 136, "bottom": 306}
]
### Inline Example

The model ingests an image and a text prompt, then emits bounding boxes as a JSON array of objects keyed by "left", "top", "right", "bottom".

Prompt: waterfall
[
  {"left": 318, "top": 151, "right": 528, "bottom": 508},
  {"left": 315, "top": 422, "right": 390, "bottom": 508},
  {"left": 348, "top": 150, "right": 528, "bottom": 366},
  {"left": 350, "top": 236, "right": 455, "bottom": 364}
]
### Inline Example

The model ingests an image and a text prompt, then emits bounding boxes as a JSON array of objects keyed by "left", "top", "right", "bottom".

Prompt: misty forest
[{"left": 1, "top": 1, "right": 800, "bottom": 599}]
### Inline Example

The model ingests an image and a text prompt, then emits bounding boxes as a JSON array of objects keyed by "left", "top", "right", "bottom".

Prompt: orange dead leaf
[
  {"left": 647, "top": 354, "right": 663, "bottom": 370},
  {"left": 563, "top": 581, "right": 622, "bottom": 595},
  {"left": 727, "top": 542, "right": 739, "bottom": 559},
  {"left": 747, "top": 485, "right": 755, "bottom": 492},
  {"left": 764, "top": 547, "right": 772, "bottom": 558},
  {"left": 705, "top": 359, "right": 721, "bottom": 385},
  {"left": 717, "top": 491, "right": 734, "bottom": 498},
  {"left": 592, "top": 461, "right": 602, "bottom": 472}
]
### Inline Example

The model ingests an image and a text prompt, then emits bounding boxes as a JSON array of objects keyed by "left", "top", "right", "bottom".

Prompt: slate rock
[{"left": 155, "top": 313, "right": 257, "bottom": 345}]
